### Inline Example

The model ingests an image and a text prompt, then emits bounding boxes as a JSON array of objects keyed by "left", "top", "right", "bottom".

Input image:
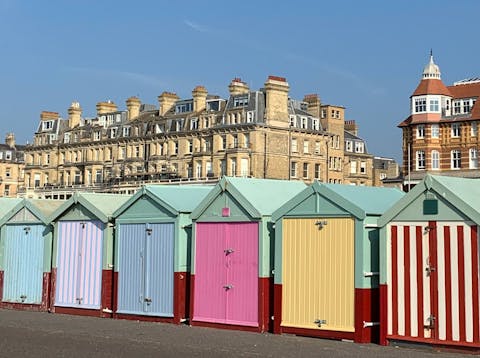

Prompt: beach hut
[
  {"left": 271, "top": 182, "right": 404, "bottom": 343},
  {"left": 48, "top": 192, "right": 130, "bottom": 317},
  {"left": 0, "top": 198, "right": 24, "bottom": 305},
  {"left": 0, "top": 199, "right": 63, "bottom": 311},
  {"left": 189, "top": 177, "right": 306, "bottom": 332},
  {"left": 112, "top": 185, "right": 212, "bottom": 323},
  {"left": 378, "top": 174, "right": 480, "bottom": 349}
]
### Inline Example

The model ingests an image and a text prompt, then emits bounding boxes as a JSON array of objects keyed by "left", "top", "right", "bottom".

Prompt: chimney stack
[
  {"left": 5, "top": 133, "right": 15, "bottom": 148},
  {"left": 96, "top": 100, "right": 118, "bottom": 116},
  {"left": 40, "top": 111, "right": 60, "bottom": 121},
  {"left": 228, "top": 78, "right": 250, "bottom": 96},
  {"left": 158, "top": 92, "right": 179, "bottom": 116},
  {"left": 68, "top": 101, "right": 82, "bottom": 129},
  {"left": 126, "top": 96, "right": 141, "bottom": 121},
  {"left": 345, "top": 120, "right": 358, "bottom": 136},
  {"left": 303, "top": 94, "right": 321, "bottom": 118},
  {"left": 264, "top": 75, "right": 290, "bottom": 127},
  {"left": 192, "top": 85, "right": 208, "bottom": 112}
]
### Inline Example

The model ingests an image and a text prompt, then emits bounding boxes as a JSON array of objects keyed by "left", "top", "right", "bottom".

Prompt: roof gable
[
  {"left": 272, "top": 182, "right": 404, "bottom": 222},
  {"left": 49, "top": 192, "right": 131, "bottom": 223},
  {"left": 378, "top": 175, "right": 480, "bottom": 227},
  {"left": 191, "top": 177, "right": 306, "bottom": 220}
]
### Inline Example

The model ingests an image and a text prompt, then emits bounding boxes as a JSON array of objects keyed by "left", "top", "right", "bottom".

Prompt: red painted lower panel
[
  {"left": 174, "top": 272, "right": 189, "bottom": 324},
  {"left": 379, "top": 284, "right": 388, "bottom": 346},
  {"left": 100, "top": 270, "right": 113, "bottom": 318},
  {"left": 190, "top": 275, "right": 271, "bottom": 332},
  {"left": 354, "top": 288, "right": 380, "bottom": 344},
  {"left": 49, "top": 268, "right": 57, "bottom": 312},
  {"left": 0, "top": 272, "right": 51, "bottom": 312},
  {"left": 0, "top": 271, "right": 3, "bottom": 302},
  {"left": 273, "top": 284, "right": 282, "bottom": 334}
]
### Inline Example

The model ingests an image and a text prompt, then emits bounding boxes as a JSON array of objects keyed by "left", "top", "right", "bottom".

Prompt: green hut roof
[
  {"left": 0, "top": 198, "right": 65, "bottom": 226},
  {"left": 191, "top": 177, "right": 307, "bottom": 220},
  {"left": 113, "top": 185, "right": 214, "bottom": 218},
  {"left": 321, "top": 183, "right": 405, "bottom": 215},
  {"left": 272, "top": 181, "right": 404, "bottom": 222},
  {"left": 49, "top": 192, "right": 131, "bottom": 223},
  {"left": 379, "top": 174, "right": 480, "bottom": 227},
  {"left": 0, "top": 198, "right": 23, "bottom": 223}
]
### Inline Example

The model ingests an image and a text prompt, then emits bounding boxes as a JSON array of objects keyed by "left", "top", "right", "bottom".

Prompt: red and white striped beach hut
[{"left": 378, "top": 175, "right": 480, "bottom": 349}]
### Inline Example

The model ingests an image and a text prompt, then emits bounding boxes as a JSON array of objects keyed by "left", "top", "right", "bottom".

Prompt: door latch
[
  {"left": 76, "top": 297, "right": 83, "bottom": 304},
  {"left": 146, "top": 228, "right": 152, "bottom": 236},
  {"left": 20, "top": 295, "right": 27, "bottom": 302},
  {"left": 314, "top": 319, "right": 327, "bottom": 327},
  {"left": 424, "top": 315, "right": 435, "bottom": 330},
  {"left": 223, "top": 284, "right": 234, "bottom": 290},
  {"left": 144, "top": 297, "right": 152, "bottom": 304},
  {"left": 224, "top": 248, "right": 234, "bottom": 255}
]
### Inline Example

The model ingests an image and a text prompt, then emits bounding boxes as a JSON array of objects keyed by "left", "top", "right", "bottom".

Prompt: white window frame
[
  {"left": 416, "top": 124, "right": 425, "bottom": 139},
  {"left": 416, "top": 150, "right": 425, "bottom": 170},
  {"left": 291, "top": 138, "right": 298, "bottom": 152},
  {"left": 303, "top": 141, "right": 309, "bottom": 154},
  {"left": 451, "top": 150, "right": 461, "bottom": 169},
  {"left": 290, "top": 162, "right": 297, "bottom": 178},
  {"left": 472, "top": 122, "right": 478, "bottom": 137},
  {"left": 431, "top": 150, "right": 439, "bottom": 170},
  {"left": 470, "top": 148, "right": 478, "bottom": 169},
  {"left": 451, "top": 123, "right": 460, "bottom": 138},
  {"left": 350, "top": 161, "right": 357, "bottom": 174}
]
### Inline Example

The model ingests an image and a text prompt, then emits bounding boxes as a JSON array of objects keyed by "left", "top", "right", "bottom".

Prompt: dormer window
[
  {"left": 64, "top": 133, "right": 70, "bottom": 143},
  {"left": 122, "top": 127, "right": 131, "bottom": 137},
  {"left": 345, "top": 140, "right": 353, "bottom": 152},
  {"left": 5, "top": 151, "right": 12, "bottom": 160},
  {"left": 233, "top": 96, "right": 248, "bottom": 107},
  {"left": 300, "top": 117, "right": 308, "bottom": 129},
  {"left": 355, "top": 142, "right": 364, "bottom": 153},
  {"left": 175, "top": 102, "right": 193, "bottom": 114},
  {"left": 246, "top": 111, "right": 255, "bottom": 123},
  {"left": 93, "top": 131, "right": 101, "bottom": 141},
  {"left": 42, "top": 120, "right": 54, "bottom": 130},
  {"left": 454, "top": 101, "right": 461, "bottom": 114},
  {"left": 312, "top": 118, "right": 320, "bottom": 131},
  {"left": 464, "top": 99, "right": 471, "bottom": 113},
  {"left": 110, "top": 128, "right": 117, "bottom": 138}
]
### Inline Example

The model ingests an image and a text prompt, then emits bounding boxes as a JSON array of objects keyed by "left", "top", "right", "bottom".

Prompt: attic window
[
  {"left": 175, "top": 102, "right": 193, "bottom": 114},
  {"left": 42, "top": 121, "right": 54, "bottom": 130}
]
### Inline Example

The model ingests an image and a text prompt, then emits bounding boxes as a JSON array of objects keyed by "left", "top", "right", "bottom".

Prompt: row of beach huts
[{"left": 0, "top": 175, "right": 479, "bottom": 350}]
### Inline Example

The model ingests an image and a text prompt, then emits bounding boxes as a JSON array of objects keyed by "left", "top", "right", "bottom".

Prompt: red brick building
[{"left": 400, "top": 53, "right": 480, "bottom": 187}]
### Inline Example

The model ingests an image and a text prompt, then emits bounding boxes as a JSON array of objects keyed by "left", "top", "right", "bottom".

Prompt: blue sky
[{"left": 1, "top": 0, "right": 479, "bottom": 161}]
